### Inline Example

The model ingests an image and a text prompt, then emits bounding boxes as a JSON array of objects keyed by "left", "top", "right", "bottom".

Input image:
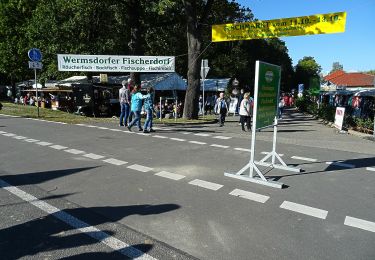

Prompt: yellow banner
[{"left": 212, "top": 12, "right": 346, "bottom": 42}]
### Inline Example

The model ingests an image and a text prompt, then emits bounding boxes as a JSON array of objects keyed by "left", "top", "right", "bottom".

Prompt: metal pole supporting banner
[
  {"left": 34, "top": 68, "right": 39, "bottom": 117},
  {"left": 202, "top": 60, "right": 205, "bottom": 118},
  {"left": 159, "top": 97, "right": 162, "bottom": 121},
  {"left": 175, "top": 96, "right": 178, "bottom": 122}
]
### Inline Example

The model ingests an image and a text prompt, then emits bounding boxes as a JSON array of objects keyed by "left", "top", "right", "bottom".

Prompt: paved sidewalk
[{"left": 165, "top": 108, "right": 375, "bottom": 155}]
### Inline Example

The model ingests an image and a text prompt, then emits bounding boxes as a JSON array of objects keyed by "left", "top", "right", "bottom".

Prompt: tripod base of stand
[{"left": 224, "top": 172, "right": 283, "bottom": 188}]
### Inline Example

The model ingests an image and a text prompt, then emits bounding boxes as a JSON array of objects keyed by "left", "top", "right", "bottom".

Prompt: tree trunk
[
  {"left": 182, "top": 0, "right": 213, "bottom": 119},
  {"left": 127, "top": 0, "right": 142, "bottom": 85}
]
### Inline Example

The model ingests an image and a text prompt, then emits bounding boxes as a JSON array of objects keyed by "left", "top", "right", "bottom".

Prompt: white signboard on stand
[{"left": 334, "top": 107, "right": 345, "bottom": 130}]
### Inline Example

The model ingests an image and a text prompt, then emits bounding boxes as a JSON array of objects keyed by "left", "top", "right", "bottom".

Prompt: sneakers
[
  {"left": 119, "top": 124, "right": 124, "bottom": 127},
  {"left": 143, "top": 130, "right": 150, "bottom": 133},
  {"left": 127, "top": 126, "right": 132, "bottom": 131},
  {"left": 149, "top": 129, "right": 155, "bottom": 132},
  {"left": 138, "top": 128, "right": 143, "bottom": 131}
]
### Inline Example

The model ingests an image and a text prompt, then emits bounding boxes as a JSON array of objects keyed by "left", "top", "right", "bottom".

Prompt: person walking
[
  {"left": 127, "top": 85, "right": 149, "bottom": 131},
  {"left": 278, "top": 97, "right": 285, "bottom": 119},
  {"left": 214, "top": 92, "right": 228, "bottom": 127},
  {"left": 143, "top": 87, "right": 155, "bottom": 133},
  {"left": 119, "top": 80, "right": 131, "bottom": 127},
  {"left": 198, "top": 95, "right": 203, "bottom": 115},
  {"left": 239, "top": 92, "right": 252, "bottom": 132}
]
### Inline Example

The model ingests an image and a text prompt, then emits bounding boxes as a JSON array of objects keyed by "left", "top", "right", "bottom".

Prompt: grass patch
[{"left": 0, "top": 102, "right": 216, "bottom": 125}]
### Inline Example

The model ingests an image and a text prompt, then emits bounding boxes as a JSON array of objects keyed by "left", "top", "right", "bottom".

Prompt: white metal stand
[{"left": 225, "top": 117, "right": 301, "bottom": 189}]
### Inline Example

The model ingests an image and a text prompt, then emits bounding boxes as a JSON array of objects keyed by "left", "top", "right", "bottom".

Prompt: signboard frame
[{"left": 225, "top": 61, "right": 301, "bottom": 189}]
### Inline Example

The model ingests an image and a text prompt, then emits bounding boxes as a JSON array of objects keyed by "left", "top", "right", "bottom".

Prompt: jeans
[
  {"left": 128, "top": 110, "right": 142, "bottom": 129},
  {"left": 240, "top": 115, "right": 251, "bottom": 130},
  {"left": 143, "top": 108, "right": 153, "bottom": 130},
  {"left": 219, "top": 108, "right": 227, "bottom": 126},
  {"left": 119, "top": 103, "right": 130, "bottom": 126},
  {"left": 278, "top": 107, "right": 284, "bottom": 118}
]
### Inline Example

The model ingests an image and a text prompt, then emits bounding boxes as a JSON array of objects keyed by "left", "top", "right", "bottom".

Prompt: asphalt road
[{"left": 0, "top": 109, "right": 374, "bottom": 260}]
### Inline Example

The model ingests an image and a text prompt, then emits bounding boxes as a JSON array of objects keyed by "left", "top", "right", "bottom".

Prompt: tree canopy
[
  {"left": 0, "top": 0, "right": 309, "bottom": 117},
  {"left": 294, "top": 56, "right": 322, "bottom": 89}
]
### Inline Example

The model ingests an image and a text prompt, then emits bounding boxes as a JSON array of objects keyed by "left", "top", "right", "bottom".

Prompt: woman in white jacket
[{"left": 239, "top": 92, "right": 253, "bottom": 131}]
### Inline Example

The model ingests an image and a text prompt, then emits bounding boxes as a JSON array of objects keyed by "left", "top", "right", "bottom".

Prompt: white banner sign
[
  {"left": 334, "top": 107, "right": 345, "bottom": 130},
  {"left": 57, "top": 54, "right": 175, "bottom": 72}
]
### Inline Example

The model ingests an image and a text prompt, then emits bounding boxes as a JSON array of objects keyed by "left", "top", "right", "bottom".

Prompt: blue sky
[{"left": 235, "top": 0, "right": 375, "bottom": 74}]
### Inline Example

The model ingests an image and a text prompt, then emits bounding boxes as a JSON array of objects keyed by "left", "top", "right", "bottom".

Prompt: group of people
[
  {"left": 198, "top": 94, "right": 218, "bottom": 115},
  {"left": 214, "top": 90, "right": 254, "bottom": 131},
  {"left": 14, "top": 93, "right": 39, "bottom": 106},
  {"left": 118, "top": 79, "right": 155, "bottom": 133}
]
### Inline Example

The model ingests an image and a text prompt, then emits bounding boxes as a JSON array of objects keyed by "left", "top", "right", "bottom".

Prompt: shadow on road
[
  {"left": 267, "top": 156, "right": 375, "bottom": 181},
  {"left": 58, "top": 244, "right": 153, "bottom": 259},
  {"left": 0, "top": 167, "right": 180, "bottom": 259},
  {"left": 0, "top": 166, "right": 99, "bottom": 186},
  {"left": 0, "top": 203, "right": 180, "bottom": 259}
]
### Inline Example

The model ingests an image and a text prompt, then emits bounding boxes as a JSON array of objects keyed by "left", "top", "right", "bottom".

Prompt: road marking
[
  {"left": 326, "top": 161, "right": 355, "bottom": 168},
  {"left": 229, "top": 189, "right": 269, "bottom": 203},
  {"left": 366, "top": 167, "right": 375, "bottom": 172},
  {"left": 170, "top": 138, "right": 186, "bottom": 142},
  {"left": 86, "top": 125, "right": 97, "bottom": 128},
  {"left": 110, "top": 129, "right": 122, "bottom": 132},
  {"left": 2, "top": 133, "right": 16, "bottom": 137},
  {"left": 0, "top": 179, "right": 157, "bottom": 260},
  {"left": 344, "top": 216, "right": 375, "bottom": 233},
  {"left": 154, "top": 171, "right": 185, "bottom": 181},
  {"left": 234, "top": 148, "right": 251, "bottom": 152},
  {"left": 24, "top": 138, "right": 39, "bottom": 143},
  {"left": 152, "top": 135, "right": 168, "bottom": 139},
  {"left": 98, "top": 127, "right": 109, "bottom": 130},
  {"left": 137, "top": 133, "right": 151, "bottom": 136},
  {"left": 188, "top": 141, "right": 206, "bottom": 145},
  {"left": 49, "top": 145, "right": 68, "bottom": 150},
  {"left": 13, "top": 136, "right": 27, "bottom": 140},
  {"left": 103, "top": 158, "right": 128, "bottom": 166},
  {"left": 75, "top": 123, "right": 87, "bottom": 126},
  {"left": 83, "top": 153, "right": 105, "bottom": 160},
  {"left": 210, "top": 144, "right": 229, "bottom": 149},
  {"left": 0, "top": 131, "right": 7, "bottom": 134},
  {"left": 213, "top": 136, "right": 232, "bottom": 140},
  {"left": 36, "top": 141, "right": 53, "bottom": 146},
  {"left": 188, "top": 179, "right": 223, "bottom": 191},
  {"left": 64, "top": 149, "right": 85, "bottom": 155},
  {"left": 180, "top": 132, "right": 192, "bottom": 135},
  {"left": 194, "top": 133, "right": 211, "bottom": 137},
  {"left": 261, "top": 151, "right": 283, "bottom": 156},
  {"left": 291, "top": 156, "right": 317, "bottom": 162},
  {"left": 280, "top": 201, "right": 328, "bottom": 219},
  {"left": 127, "top": 164, "right": 153, "bottom": 172}
]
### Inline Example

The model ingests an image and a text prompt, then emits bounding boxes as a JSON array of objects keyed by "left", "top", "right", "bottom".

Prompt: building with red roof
[{"left": 321, "top": 70, "right": 374, "bottom": 91}]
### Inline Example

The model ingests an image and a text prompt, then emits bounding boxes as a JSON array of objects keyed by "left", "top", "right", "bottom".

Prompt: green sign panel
[{"left": 254, "top": 61, "right": 281, "bottom": 129}]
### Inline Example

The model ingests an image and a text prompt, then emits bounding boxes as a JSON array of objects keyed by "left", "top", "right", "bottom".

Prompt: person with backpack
[
  {"left": 142, "top": 87, "right": 155, "bottom": 133},
  {"left": 214, "top": 92, "right": 228, "bottom": 127},
  {"left": 127, "top": 85, "right": 149, "bottom": 131}
]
